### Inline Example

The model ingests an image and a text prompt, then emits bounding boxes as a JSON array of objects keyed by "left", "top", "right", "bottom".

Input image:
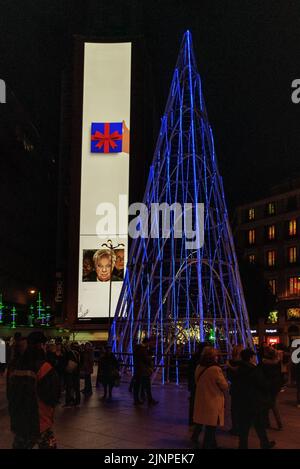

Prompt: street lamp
[{"left": 101, "top": 240, "right": 125, "bottom": 332}]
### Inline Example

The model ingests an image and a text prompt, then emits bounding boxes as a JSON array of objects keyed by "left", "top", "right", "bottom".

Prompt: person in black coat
[
  {"left": 133, "top": 338, "right": 158, "bottom": 405},
  {"left": 187, "top": 342, "right": 208, "bottom": 425},
  {"left": 226, "top": 344, "right": 243, "bottom": 435},
  {"left": 98, "top": 345, "right": 119, "bottom": 400},
  {"left": 261, "top": 347, "right": 283, "bottom": 430},
  {"left": 235, "top": 348, "right": 275, "bottom": 449},
  {"left": 7, "top": 332, "right": 60, "bottom": 449},
  {"left": 63, "top": 342, "right": 81, "bottom": 407}
]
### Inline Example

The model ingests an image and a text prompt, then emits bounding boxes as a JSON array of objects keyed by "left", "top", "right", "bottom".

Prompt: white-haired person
[{"left": 93, "top": 249, "right": 116, "bottom": 282}]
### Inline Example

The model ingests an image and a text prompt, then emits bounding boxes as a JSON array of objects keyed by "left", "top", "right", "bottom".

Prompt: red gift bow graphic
[{"left": 91, "top": 123, "right": 122, "bottom": 153}]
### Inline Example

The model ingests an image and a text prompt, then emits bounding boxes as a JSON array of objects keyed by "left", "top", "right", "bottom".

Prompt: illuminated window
[
  {"left": 289, "top": 219, "right": 297, "bottom": 237},
  {"left": 268, "top": 279, "right": 277, "bottom": 295},
  {"left": 267, "top": 250, "right": 276, "bottom": 267},
  {"left": 289, "top": 276, "right": 300, "bottom": 296},
  {"left": 287, "top": 308, "right": 300, "bottom": 320},
  {"left": 267, "top": 311, "right": 278, "bottom": 324},
  {"left": 248, "top": 208, "right": 255, "bottom": 220},
  {"left": 268, "top": 202, "right": 275, "bottom": 216},
  {"left": 288, "top": 246, "right": 297, "bottom": 264},
  {"left": 248, "top": 229, "right": 255, "bottom": 245},
  {"left": 267, "top": 225, "right": 275, "bottom": 240},
  {"left": 248, "top": 254, "right": 256, "bottom": 264}
]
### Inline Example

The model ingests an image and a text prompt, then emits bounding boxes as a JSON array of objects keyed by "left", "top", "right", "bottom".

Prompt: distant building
[
  {"left": 0, "top": 85, "right": 56, "bottom": 309},
  {"left": 235, "top": 177, "right": 300, "bottom": 346}
]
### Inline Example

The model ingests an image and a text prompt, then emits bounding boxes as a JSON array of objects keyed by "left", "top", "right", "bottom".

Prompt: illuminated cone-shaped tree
[{"left": 111, "top": 31, "right": 253, "bottom": 382}]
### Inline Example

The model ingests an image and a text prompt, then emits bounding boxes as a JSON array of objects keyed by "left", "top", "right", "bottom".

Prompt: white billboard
[{"left": 78, "top": 42, "right": 131, "bottom": 319}]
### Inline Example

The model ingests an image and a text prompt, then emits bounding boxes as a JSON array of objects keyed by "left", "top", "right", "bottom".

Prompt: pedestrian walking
[
  {"left": 63, "top": 342, "right": 81, "bottom": 407},
  {"left": 98, "top": 345, "right": 120, "bottom": 401},
  {"left": 187, "top": 342, "right": 208, "bottom": 425},
  {"left": 133, "top": 338, "right": 158, "bottom": 406},
  {"left": 81, "top": 342, "right": 94, "bottom": 396},
  {"left": 191, "top": 346, "right": 229, "bottom": 449},
  {"left": 235, "top": 348, "right": 275, "bottom": 449},
  {"left": 261, "top": 347, "right": 283, "bottom": 430},
  {"left": 7, "top": 331, "right": 60, "bottom": 449},
  {"left": 226, "top": 344, "right": 243, "bottom": 435}
]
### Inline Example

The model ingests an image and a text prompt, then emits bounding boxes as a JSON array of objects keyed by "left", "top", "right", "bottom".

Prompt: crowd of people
[
  {"left": 2, "top": 332, "right": 123, "bottom": 448},
  {"left": 1, "top": 332, "right": 159, "bottom": 449},
  {"left": 188, "top": 342, "right": 300, "bottom": 449},
  {"left": 1, "top": 331, "right": 300, "bottom": 449}
]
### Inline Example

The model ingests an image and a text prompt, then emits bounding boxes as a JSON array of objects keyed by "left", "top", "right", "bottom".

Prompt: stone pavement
[{"left": 1, "top": 374, "right": 300, "bottom": 449}]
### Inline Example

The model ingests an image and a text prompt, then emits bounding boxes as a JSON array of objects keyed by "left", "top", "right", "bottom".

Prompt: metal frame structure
[{"left": 110, "top": 31, "right": 253, "bottom": 382}]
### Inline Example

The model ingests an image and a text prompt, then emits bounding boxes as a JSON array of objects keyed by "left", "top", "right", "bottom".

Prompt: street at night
[
  {"left": 1, "top": 0, "right": 300, "bottom": 462},
  {"left": 1, "top": 374, "right": 300, "bottom": 450}
]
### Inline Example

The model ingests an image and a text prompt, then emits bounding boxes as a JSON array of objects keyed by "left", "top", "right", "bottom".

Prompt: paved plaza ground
[{"left": 1, "top": 374, "right": 300, "bottom": 450}]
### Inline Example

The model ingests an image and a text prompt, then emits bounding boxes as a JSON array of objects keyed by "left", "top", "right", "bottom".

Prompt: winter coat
[
  {"left": 8, "top": 350, "right": 60, "bottom": 438},
  {"left": 261, "top": 358, "right": 282, "bottom": 397},
  {"left": 81, "top": 350, "right": 94, "bottom": 375},
  {"left": 133, "top": 344, "right": 153, "bottom": 378},
  {"left": 98, "top": 353, "right": 119, "bottom": 385},
  {"left": 227, "top": 359, "right": 241, "bottom": 396},
  {"left": 193, "top": 365, "right": 229, "bottom": 427},
  {"left": 235, "top": 361, "right": 272, "bottom": 417}
]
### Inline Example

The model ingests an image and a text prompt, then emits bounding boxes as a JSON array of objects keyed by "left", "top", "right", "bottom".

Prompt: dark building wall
[{"left": 0, "top": 87, "right": 56, "bottom": 306}]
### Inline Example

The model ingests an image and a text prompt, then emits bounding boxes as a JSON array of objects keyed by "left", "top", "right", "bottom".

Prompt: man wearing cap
[{"left": 7, "top": 331, "right": 60, "bottom": 449}]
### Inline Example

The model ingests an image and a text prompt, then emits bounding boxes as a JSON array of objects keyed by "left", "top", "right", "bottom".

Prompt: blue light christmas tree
[{"left": 111, "top": 31, "right": 253, "bottom": 382}]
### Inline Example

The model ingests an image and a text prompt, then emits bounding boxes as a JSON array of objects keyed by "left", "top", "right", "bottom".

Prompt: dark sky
[{"left": 1, "top": 0, "right": 300, "bottom": 209}]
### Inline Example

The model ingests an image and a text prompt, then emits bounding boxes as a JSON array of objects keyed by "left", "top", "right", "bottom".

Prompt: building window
[
  {"left": 248, "top": 208, "right": 255, "bottom": 220},
  {"left": 266, "top": 250, "right": 276, "bottom": 267},
  {"left": 268, "top": 279, "right": 277, "bottom": 296},
  {"left": 267, "top": 225, "right": 276, "bottom": 241},
  {"left": 289, "top": 219, "right": 297, "bottom": 237},
  {"left": 287, "top": 308, "right": 300, "bottom": 320},
  {"left": 248, "top": 254, "right": 256, "bottom": 264},
  {"left": 289, "top": 276, "right": 300, "bottom": 296},
  {"left": 288, "top": 246, "right": 297, "bottom": 264},
  {"left": 268, "top": 202, "right": 275, "bottom": 216},
  {"left": 248, "top": 229, "right": 255, "bottom": 245}
]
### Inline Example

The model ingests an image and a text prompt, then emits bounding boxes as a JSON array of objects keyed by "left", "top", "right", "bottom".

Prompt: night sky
[{"left": 1, "top": 0, "right": 300, "bottom": 210}]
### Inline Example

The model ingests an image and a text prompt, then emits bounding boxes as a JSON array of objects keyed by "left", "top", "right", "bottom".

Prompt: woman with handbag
[
  {"left": 98, "top": 345, "right": 119, "bottom": 401},
  {"left": 191, "top": 346, "right": 229, "bottom": 449}
]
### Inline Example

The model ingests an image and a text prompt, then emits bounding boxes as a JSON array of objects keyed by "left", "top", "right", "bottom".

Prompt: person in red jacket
[{"left": 7, "top": 331, "right": 60, "bottom": 449}]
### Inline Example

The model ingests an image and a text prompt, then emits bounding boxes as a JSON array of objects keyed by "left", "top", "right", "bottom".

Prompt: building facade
[
  {"left": 235, "top": 178, "right": 300, "bottom": 346},
  {"left": 0, "top": 86, "right": 56, "bottom": 311}
]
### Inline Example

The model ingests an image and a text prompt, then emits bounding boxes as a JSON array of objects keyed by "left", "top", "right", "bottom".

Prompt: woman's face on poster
[{"left": 95, "top": 255, "right": 112, "bottom": 282}]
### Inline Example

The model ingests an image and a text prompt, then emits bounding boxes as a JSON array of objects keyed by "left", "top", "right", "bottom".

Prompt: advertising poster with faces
[{"left": 77, "top": 42, "right": 131, "bottom": 319}]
